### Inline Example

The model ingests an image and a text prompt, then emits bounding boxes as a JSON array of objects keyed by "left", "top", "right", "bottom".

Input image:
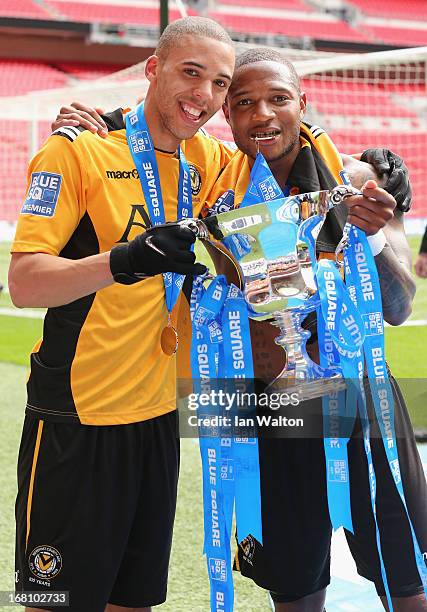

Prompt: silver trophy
[{"left": 180, "top": 186, "right": 361, "bottom": 400}]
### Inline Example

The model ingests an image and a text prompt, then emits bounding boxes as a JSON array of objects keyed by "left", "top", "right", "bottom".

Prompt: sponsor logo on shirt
[
  {"left": 21, "top": 172, "right": 62, "bottom": 217},
  {"left": 106, "top": 168, "right": 140, "bottom": 179}
]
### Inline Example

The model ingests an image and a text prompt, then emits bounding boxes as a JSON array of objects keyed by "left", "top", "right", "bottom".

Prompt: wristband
[{"left": 367, "top": 229, "right": 387, "bottom": 256}]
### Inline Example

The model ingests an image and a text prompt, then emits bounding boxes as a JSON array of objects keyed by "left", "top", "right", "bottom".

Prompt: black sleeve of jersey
[
  {"left": 101, "top": 108, "right": 125, "bottom": 132},
  {"left": 420, "top": 226, "right": 427, "bottom": 254},
  {"left": 53, "top": 108, "right": 125, "bottom": 142}
]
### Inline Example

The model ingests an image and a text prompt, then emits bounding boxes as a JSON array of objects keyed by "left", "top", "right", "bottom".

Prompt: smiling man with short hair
[{"left": 9, "top": 17, "right": 235, "bottom": 612}]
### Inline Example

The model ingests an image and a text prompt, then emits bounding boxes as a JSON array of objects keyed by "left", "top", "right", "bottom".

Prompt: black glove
[
  {"left": 110, "top": 223, "right": 207, "bottom": 285},
  {"left": 360, "top": 148, "right": 412, "bottom": 213}
]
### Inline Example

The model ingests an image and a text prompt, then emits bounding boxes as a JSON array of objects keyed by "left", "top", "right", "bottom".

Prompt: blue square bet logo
[
  {"left": 21, "top": 172, "right": 62, "bottom": 217},
  {"left": 259, "top": 177, "right": 282, "bottom": 201},
  {"left": 209, "top": 557, "right": 227, "bottom": 582},
  {"left": 130, "top": 131, "right": 152, "bottom": 154}
]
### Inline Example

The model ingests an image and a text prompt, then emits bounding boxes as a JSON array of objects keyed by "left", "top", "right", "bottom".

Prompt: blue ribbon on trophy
[
  {"left": 316, "top": 258, "right": 361, "bottom": 534},
  {"left": 191, "top": 275, "right": 234, "bottom": 612},
  {"left": 186, "top": 151, "right": 426, "bottom": 611},
  {"left": 188, "top": 152, "right": 346, "bottom": 612},
  {"left": 343, "top": 223, "right": 427, "bottom": 609},
  {"left": 190, "top": 274, "right": 262, "bottom": 612}
]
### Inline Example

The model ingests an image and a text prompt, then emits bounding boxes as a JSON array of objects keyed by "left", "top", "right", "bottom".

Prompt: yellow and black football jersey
[{"left": 12, "top": 109, "right": 233, "bottom": 425}]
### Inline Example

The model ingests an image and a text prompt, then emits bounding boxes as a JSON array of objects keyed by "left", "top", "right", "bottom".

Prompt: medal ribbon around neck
[
  {"left": 240, "top": 152, "right": 290, "bottom": 209},
  {"left": 125, "top": 102, "right": 193, "bottom": 353}
]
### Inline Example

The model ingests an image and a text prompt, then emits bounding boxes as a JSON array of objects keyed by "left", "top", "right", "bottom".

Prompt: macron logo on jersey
[{"left": 21, "top": 172, "right": 62, "bottom": 217}]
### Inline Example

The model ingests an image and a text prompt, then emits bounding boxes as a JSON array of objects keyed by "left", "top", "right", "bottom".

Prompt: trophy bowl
[{"left": 181, "top": 186, "right": 360, "bottom": 400}]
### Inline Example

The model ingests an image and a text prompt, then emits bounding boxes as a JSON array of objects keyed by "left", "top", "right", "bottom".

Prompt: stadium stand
[
  {"left": 56, "top": 62, "right": 129, "bottom": 80},
  {"left": 302, "top": 79, "right": 418, "bottom": 119},
  {"left": 326, "top": 129, "right": 427, "bottom": 217},
  {"left": 0, "top": 120, "right": 51, "bottom": 223},
  {"left": 1, "top": 0, "right": 423, "bottom": 49},
  {"left": 0, "top": 0, "right": 51, "bottom": 19},
  {"left": 46, "top": 2, "right": 186, "bottom": 25},
  {"left": 209, "top": 12, "right": 368, "bottom": 42},
  {"left": 218, "top": 0, "right": 312, "bottom": 10},
  {"left": 0, "top": 61, "right": 69, "bottom": 96},
  {"left": 347, "top": 0, "right": 427, "bottom": 20},
  {"left": 326, "top": 131, "right": 427, "bottom": 166},
  {"left": 360, "top": 25, "right": 427, "bottom": 48},
  {"left": 0, "top": 121, "right": 30, "bottom": 223},
  {"left": 43, "top": 1, "right": 369, "bottom": 44}
]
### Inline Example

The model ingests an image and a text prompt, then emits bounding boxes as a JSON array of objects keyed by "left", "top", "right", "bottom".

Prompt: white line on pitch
[
  {"left": 0, "top": 307, "right": 44, "bottom": 319},
  {"left": 0, "top": 306, "right": 426, "bottom": 327},
  {"left": 385, "top": 320, "right": 427, "bottom": 327}
]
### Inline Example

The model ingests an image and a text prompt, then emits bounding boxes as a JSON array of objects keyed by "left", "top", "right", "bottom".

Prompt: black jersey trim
[
  {"left": 27, "top": 212, "right": 100, "bottom": 422},
  {"left": 101, "top": 108, "right": 125, "bottom": 132},
  {"left": 52, "top": 108, "right": 125, "bottom": 141},
  {"left": 52, "top": 125, "right": 85, "bottom": 142}
]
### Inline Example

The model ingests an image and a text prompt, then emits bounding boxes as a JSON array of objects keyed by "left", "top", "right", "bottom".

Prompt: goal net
[{"left": 0, "top": 45, "right": 426, "bottom": 229}]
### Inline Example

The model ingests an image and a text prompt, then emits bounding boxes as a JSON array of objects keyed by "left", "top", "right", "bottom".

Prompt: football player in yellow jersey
[
  {"left": 9, "top": 17, "right": 235, "bottom": 612},
  {"left": 50, "top": 48, "right": 422, "bottom": 612}
]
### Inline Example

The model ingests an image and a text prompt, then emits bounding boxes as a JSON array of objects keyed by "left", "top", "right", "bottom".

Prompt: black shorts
[
  {"left": 235, "top": 376, "right": 427, "bottom": 603},
  {"left": 15, "top": 411, "right": 179, "bottom": 612}
]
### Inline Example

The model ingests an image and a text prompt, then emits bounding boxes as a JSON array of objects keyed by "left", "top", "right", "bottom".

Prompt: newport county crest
[
  {"left": 29, "top": 545, "right": 62, "bottom": 581},
  {"left": 240, "top": 535, "right": 256, "bottom": 566},
  {"left": 188, "top": 164, "right": 202, "bottom": 196}
]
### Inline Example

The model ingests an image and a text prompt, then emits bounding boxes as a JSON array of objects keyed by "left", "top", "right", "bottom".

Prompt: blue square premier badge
[{"left": 21, "top": 172, "right": 63, "bottom": 217}]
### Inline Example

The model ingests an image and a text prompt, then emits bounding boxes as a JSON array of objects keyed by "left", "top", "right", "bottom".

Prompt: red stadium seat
[
  {"left": 56, "top": 62, "right": 129, "bottom": 80},
  {"left": 326, "top": 129, "right": 427, "bottom": 217},
  {"left": 347, "top": 0, "right": 427, "bottom": 20},
  {"left": 0, "top": 61, "right": 69, "bottom": 96},
  {"left": 218, "top": 0, "right": 312, "bottom": 10},
  {"left": 0, "top": 0, "right": 52, "bottom": 19},
  {"left": 302, "top": 79, "right": 418, "bottom": 118},
  {"left": 361, "top": 25, "right": 427, "bottom": 47},
  {"left": 209, "top": 12, "right": 369, "bottom": 42},
  {"left": 47, "top": 2, "right": 185, "bottom": 25}
]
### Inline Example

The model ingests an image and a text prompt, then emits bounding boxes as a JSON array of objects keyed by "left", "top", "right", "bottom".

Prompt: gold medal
[{"left": 160, "top": 315, "right": 179, "bottom": 356}]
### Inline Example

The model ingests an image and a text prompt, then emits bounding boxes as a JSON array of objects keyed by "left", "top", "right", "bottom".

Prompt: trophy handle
[{"left": 200, "top": 239, "right": 244, "bottom": 289}]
